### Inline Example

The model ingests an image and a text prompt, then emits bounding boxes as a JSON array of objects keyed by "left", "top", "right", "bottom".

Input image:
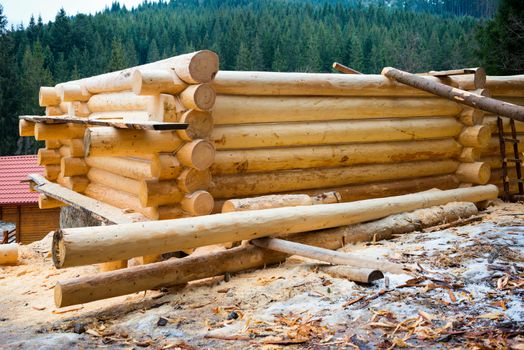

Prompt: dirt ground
[{"left": 1, "top": 201, "right": 523, "bottom": 349}]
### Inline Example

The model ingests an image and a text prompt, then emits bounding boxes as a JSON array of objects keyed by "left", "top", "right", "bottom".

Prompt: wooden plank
[
  {"left": 19, "top": 115, "right": 188, "bottom": 131},
  {"left": 28, "top": 173, "right": 147, "bottom": 225}
]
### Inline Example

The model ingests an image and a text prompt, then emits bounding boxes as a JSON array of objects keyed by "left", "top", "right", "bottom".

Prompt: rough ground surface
[{"left": 0, "top": 201, "right": 523, "bottom": 349}]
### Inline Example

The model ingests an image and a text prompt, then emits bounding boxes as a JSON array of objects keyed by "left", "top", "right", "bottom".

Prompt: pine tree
[
  {"left": 235, "top": 42, "right": 252, "bottom": 71},
  {"left": 108, "top": 38, "right": 128, "bottom": 71},
  {"left": 147, "top": 39, "right": 160, "bottom": 62}
]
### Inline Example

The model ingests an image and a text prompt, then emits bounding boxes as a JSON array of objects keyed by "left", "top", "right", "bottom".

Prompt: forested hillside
[{"left": 0, "top": 0, "right": 518, "bottom": 155}]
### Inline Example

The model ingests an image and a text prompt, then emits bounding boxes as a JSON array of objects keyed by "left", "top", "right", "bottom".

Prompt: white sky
[{"left": 2, "top": 0, "right": 158, "bottom": 27}]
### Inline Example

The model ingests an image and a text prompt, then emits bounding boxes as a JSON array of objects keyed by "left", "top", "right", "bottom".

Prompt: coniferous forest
[{"left": 0, "top": 0, "right": 522, "bottom": 155}]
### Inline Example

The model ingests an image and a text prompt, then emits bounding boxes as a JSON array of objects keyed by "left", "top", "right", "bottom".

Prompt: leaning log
[
  {"left": 54, "top": 201, "right": 480, "bottom": 306},
  {"left": 52, "top": 185, "right": 497, "bottom": 268}
]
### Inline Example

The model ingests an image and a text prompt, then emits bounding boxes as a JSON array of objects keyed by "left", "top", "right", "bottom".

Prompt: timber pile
[{"left": 19, "top": 50, "right": 219, "bottom": 220}]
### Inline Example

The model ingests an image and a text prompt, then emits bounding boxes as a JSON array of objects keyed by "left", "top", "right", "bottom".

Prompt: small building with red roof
[{"left": 0, "top": 155, "right": 60, "bottom": 244}]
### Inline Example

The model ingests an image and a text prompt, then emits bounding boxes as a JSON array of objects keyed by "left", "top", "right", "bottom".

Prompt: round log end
[
  {"left": 54, "top": 283, "right": 65, "bottom": 308},
  {"left": 177, "top": 168, "right": 212, "bottom": 193},
  {"left": 456, "top": 162, "right": 491, "bottom": 185},
  {"left": 181, "top": 190, "right": 214, "bottom": 216},
  {"left": 178, "top": 50, "right": 219, "bottom": 84},
  {"left": 176, "top": 139, "right": 216, "bottom": 170},
  {"left": 368, "top": 270, "right": 385, "bottom": 283},
  {"left": 176, "top": 110, "right": 214, "bottom": 141},
  {"left": 19, "top": 119, "right": 36, "bottom": 137},
  {"left": 39, "top": 86, "right": 61, "bottom": 107},
  {"left": 52, "top": 230, "right": 67, "bottom": 269},
  {"left": 192, "top": 84, "right": 216, "bottom": 111}
]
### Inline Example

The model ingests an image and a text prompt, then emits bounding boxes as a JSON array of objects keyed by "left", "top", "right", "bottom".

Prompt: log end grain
[
  {"left": 176, "top": 139, "right": 216, "bottom": 170},
  {"left": 176, "top": 110, "right": 214, "bottom": 141}
]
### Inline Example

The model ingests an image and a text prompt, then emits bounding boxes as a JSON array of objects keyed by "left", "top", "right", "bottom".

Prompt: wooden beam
[{"left": 332, "top": 62, "right": 362, "bottom": 75}]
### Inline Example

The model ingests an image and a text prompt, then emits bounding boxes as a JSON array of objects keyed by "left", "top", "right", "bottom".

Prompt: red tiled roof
[{"left": 0, "top": 155, "right": 42, "bottom": 205}]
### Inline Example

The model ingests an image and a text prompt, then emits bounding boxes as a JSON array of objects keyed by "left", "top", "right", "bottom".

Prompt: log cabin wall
[{"left": 0, "top": 204, "right": 60, "bottom": 244}]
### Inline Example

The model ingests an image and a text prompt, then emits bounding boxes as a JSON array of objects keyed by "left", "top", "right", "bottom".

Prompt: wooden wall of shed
[{"left": 0, "top": 204, "right": 60, "bottom": 244}]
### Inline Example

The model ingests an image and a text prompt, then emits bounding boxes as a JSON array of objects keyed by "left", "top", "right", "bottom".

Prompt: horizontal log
[
  {"left": 34, "top": 123, "right": 86, "bottom": 141},
  {"left": 61, "top": 157, "right": 89, "bottom": 177},
  {"left": 132, "top": 69, "right": 188, "bottom": 95},
  {"left": 38, "top": 193, "right": 66, "bottom": 209},
  {"left": 39, "top": 87, "right": 61, "bottom": 107},
  {"left": 52, "top": 185, "right": 498, "bottom": 268},
  {"left": 486, "top": 75, "right": 524, "bottom": 97},
  {"left": 68, "top": 102, "right": 91, "bottom": 118},
  {"left": 151, "top": 154, "right": 182, "bottom": 180},
  {"left": 455, "top": 162, "right": 491, "bottom": 184},
  {"left": 180, "top": 190, "right": 214, "bottom": 216},
  {"left": 58, "top": 84, "right": 91, "bottom": 102},
  {"left": 179, "top": 84, "right": 216, "bottom": 111},
  {"left": 139, "top": 178, "right": 184, "bottom": 207},
  {"left": 212, "top": 71, "right": 477, "bottom": 96},
  {"left": 481, "top": 136, "right": 524, "bottom": 156},
  {"left": 458, "top": 108, "right": 484, "bottom": 126},
  {"left": 59, "top": 139, "right": 84, "bottom": 157},
  {"left": 212, "top": 95, "right": 462, "bottom": 124},
  {"left": 0, "top": 243, "right": 18, "bottom": 265},
  {"left": 212, "top": 139, "right": 461, "bottom": 174},
  {"left": 86, "top": 156, "right": 155, "bottom": 180},
  {"left": 19, "top": 119, "right": 36, "bottom": 137},
  {"left": 458, "top": 147, "right": 481, "bottom": 163},
  {"left": 319, "top": 265, "right": 383, "bottom": 284},
  {"left": 222, "top": 192, "right": 341, "bottom": 212},
  {"left": 458, "top": 125, "right": 491, "bottom": 148},
  {"left": 176, "top": 139, "right": 216, "bottom": 171},
  {"left": 57, "top": 175, "right": 90, "bottom": 193},
  {"left": 483, "top": 116, "right": 524, "bottom": 133},
  {"left": 45, "top": 140, "right": 61, "bottom": 149},
  {"left": 88, "top": 111, "right": 152, "bottom": 121},
  {"left": 177, "top": 168, "right": 212, "bottom": 193},
  {"left": 54, "top": 201, "right": 478, "bottom": 306},
  {"left": 147, "top": 94, "right": 184, "bottom": 122},
  {"left": 212, "top": 117, "right": 463, "bottom": 149},
  {"left": 210, "top": 159, "right": 459, "bottom": 198},
  {"left": 176, "top": 110, "right": 214, "bottom": 141},
  {"left": 44, "top": 165, "right": 60, "bottom": 181},
  {"left": 45, "top": 106, "right": 64, "bottom": 116},
  {"left": 87, "top": 168, "right": 140, "bottom": 196},
  {"left": 87, "top": 91, "right": 152, "bottom": 112},
  {"left": 84, "top": 127, "right": 183, "bottom": 157},
  {"left": 37, "top": 148, "right": 61, "bottom": 165}
]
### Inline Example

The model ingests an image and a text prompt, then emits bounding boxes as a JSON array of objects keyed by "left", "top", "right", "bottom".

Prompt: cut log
[
  {"left": 37, "top": 148, "right": 61, "bottom": 165},
  {"left": 0, "top": 243, "right": 18, "bottom": 265},
  {"left": 87, "top": 168, "right": 140, "bottom": 196},
  {"left": 176, "top": 110, "right": 214, "bottom": 141},
  {"left": 87, "top": 91, "right": 152, "bottom": 112},
  {"left": 86, "top": 156, "right": 155, "bottom": 180},
  {"left": 179, "top": 84, "right": 216, "bottom": 111},
  {"left": 212, "top": 71, "right": 476, "bottom": 97},
  {"left": 458, "top": 125, "right": 491, "bottom": 148},
  {"left": 139, "top": 178, "right": 184, "bottom": 207},
  {"left": 318, "top": 265, "right": 384, "bottom": 284},
  {"left": 34, "top": 123, "right": 86, "bottom": 141},
  {"left": 39, "top": 87, "right": 61, "bottom": 106},
  {"left": 147, "top": 94, "right": 184, "bottom": 122},
  {"left": 61, "top": 157, "right": 88, "bottom": 176},
  {"left": 84, "top": 127, "right": 183, "bottom": 157},
  {"left": 382, "top": 67, "right": 524, "bottom": 122},
  {"left": 177, "top": 168, "right": 212, "bottom": 193},
  {"left": 212, "top": 95, "right": 462, "bottom": 124},
  {"left": 19, "top": 119, "right": 36, "bottom": 137},
  {"left": 180, "top": 190, "right": 214, "bottom": 216},
  {"left": 45, "top": 106, "right": 64, "bottom": 116},
  {"left": 132, "top": 69, "right": 188, "bottom": 95},
  {"left": 58, "top": 84, "right": 91, "bottom": 102},
  {"left": 458, "top": 108, "right": 484, "bottom": 126},
  {"left": 52, "top": 185, "right": 497, "bottom": 268},
  {"left": 210, "top": 159, "right": 459, "bottom": 198},
  {"left": 212, "top": 139, "right": 461, "bottom": 174},
  {"left": 53, "top": 201, "right": 479, "bottom": 306},
  {"left": 172, "top": 50, "right": 219, "bottom": 84},
  {"left": 151, "top": 154, "right": 182, "bottom": 180},
  {"left": 176, "top": 139, "right": 216, "bottom": 170},
  {"left": 84, "top": 182, "right": 157, "bottom": 219},
  {"left": 212, "top": 118, "right": 462, "bottom": 149},
  {"left": 251, "top": 237, "right": 404, "bottom": 274},
  {"left": 57, "top": 175, "right": 90, "bottom": 193},
  {"left": 222, "top": 192, "right": 341, "bottom": 212},
  {"left": 68, "top": 102, "right": 91, "bottom": 118},
  {"left": 44, "top": 165, "right": 60, "bottom": 181},
  {"left": 458, "top": 147, "right": 481, "bottom": 163},
  {"left": 485, "top": 75, "right": 524, "bottom": 97},
  {"left": 332, "top": 62, "right": 362, "bottom": 75},
  {"left": 455, "top": 162, "right": 491, "bottom": 184},
  {"left": 424, "top": 67, "right": 486, "bottom": 89},
  {"left": 38, "top": 193, "right": 66, "bottom": 209},
  {"left": 45, "top": 140, "right": 61, "bottom": 149}
]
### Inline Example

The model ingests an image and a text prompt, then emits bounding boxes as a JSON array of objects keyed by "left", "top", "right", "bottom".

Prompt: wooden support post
[{"left": 382, "top": 67, "right": 524, "bottom": 121}]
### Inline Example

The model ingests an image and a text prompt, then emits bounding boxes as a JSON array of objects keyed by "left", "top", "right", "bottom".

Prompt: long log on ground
[
  {"left": 210, "top": 159, "right": 459, "bottom": 198},
  {"left": 58, "top": 50, "right": 219, "bottom": 95},
  {"left": 251, "top": 237, "right": 405, "bottom": 274},
  {"left": 212, "top": 96, "right": 462, "bottom": 124},
  {"left": 211, "top": 71, "right": 477, "bottom": 97},
  {"left": 85, "top": 156, "right": 155, "bottom": 180},
  {"left": 0, "top": 243, "right": 18, "bottom": 265},
  {"left": 296, "top": 174, "right": 460, "bottom": 202},
  {"left": 212, "top": 117, "right": 463, "bottom": 150},
  {"left": 52, "top": 185, "right": 497, "bottom": 268},
  {"left": 222, "top": 192, "right": 341, "bottom": 212},
  {"left": 485, "top": 75, "right": 524, "bottom": 97},
  {"left": 382, "top": 67, "right": 524, "bottom": 121},
  {"left": 84, "top": 127, "right": 183, "bottom": 157},
  {"left": 212, "top": 139, "right": 461, "bottom": 174},
  {"left": 54, "top": 201, "right": 480, "bottom": 306},
  {"left": 34, "top": 123, "right": 86, "bottom": 141},
  {"left": 318, "top": 265, "right": 383, "bottom": 284}
]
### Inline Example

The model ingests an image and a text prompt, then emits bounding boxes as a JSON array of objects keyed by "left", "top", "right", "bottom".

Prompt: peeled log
[
  {"left": 58, "top": 84, "right": 91, "bottom": 102},
  {"left": 212, "top": 95, "right": 462, "bottom": 124},
  {"left": 39, "top": 87, "right": 61, "bottom": 107},
  {"left": 61, "top": 157, "right": 88, "bottom": 176},
  {"left": 84, "top": 127, "right": 183, "bottom": 157},
  {"left": 86, "top": 156, "right": 155, "bottom": 180},
  {"left": 176, "top": 139, "right": 216, "bottom": 170},
  {"left": 455, "top": 162, "right": 491, "bottom": 184},
  {"left": 210, "top": 159, "right": 459, "bottom": 199},
  {"left": 87, "top": 168, "right": 140, "bottom": 196},
  {"left": 132, "top": 69, "right": 188, "bottom": 95},
  {"left": 212, "top": 71, "right": 476, "bottom": 97},
  {"left": 318, "top": 265, "right": 383, "bottom": 284},
  {"left": 45, "top": 140, "right": 61, "bottom": 149},
  {"left": 458, "top": 125, "right": 491, "bottom": 148},
  {"left": 222, "top": 192, "right": 341, "bottom": 212},
  {"left": 46, "top": 106, "right": 64, "bottom": 116},
  {"left": 485, "top": 75, "right": 524, "bottom": 97},
  {"left": 176, "top": 110, "right": 214, "bottom": 141},
  {"left": 458, "top": 108, "right": 484, "bottom": 126},
  {"left": 481, "top": 136, "right": 524, "bottom": 156},
  {"left": 38, "top": 194, "right": 66, "bottom": 209},
  {"left": 0, "top": 243, "right": 18, "bottom": 265},
  {"left": 34, "top": 123, "right": 86, "bottom": 141},
  {"left": 68, "top": 102, "right": 91, "bottom": 118},
  {"left": 52, "top": 185, "right": 498, "bottom": 268},
  {"left": 179, "top": 84, "right": 216, "bottom": 111},
  {"left": 180, "top": 190, "right": 214, "bottom": 216},
  {"left": 88, "top": 111, "right": 152, "bottom": 121},
  {"left": 458, "top": 147, "right": 481, "bottom": 163},
  {"left": 44, "top": 165, "right": 60, "bottom": 181},
  {"left": 19, "top": 119, "right": 36, "bottom": 136},
  {"left": 57, "top": 175, "right": 90, "bottom": 193},
  {"left": 87, "top": 91, "right": 152, "bottom": 112},
  {"left": 483, "top": 116, "right": 524, "bottom": 134},
  {"left": 147, "top": 94, "right": 184, "bottom": 122},
  {"left": 212, "top": 118, "right": 462, "bottom": 150},
  {"left": 37, "top": 148, "right": 61, "bottom": 165},
  {"left": 151, "top": 154, "right": 182, "bottom": 180},
  {"left": 84, "top": 183, "right": 157, "bottom": 219},
  {"left": 139, "top": 178, "right": 184, "bottom": 207},
  {"left": 172, "top": 50, "right": 219, "bottom": 84},
  {"left": 212, "top": 139, "right": 461, "bottom": 174},
  {"left": 177, "top": 168, "right": 212, "bottom": 193}
]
